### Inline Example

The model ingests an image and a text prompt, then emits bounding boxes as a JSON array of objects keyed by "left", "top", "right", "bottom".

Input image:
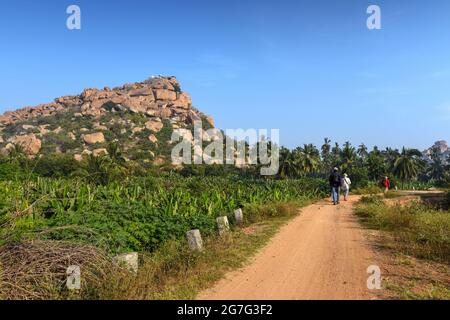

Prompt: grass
[
  {"left": 355, "top": 195, "right": 450, "bottom": 300},
  {"left": 0, "top": 201, "right": 304, "bottom": 299},
  {"left": 355, "top": 198, "right": 450, "bottom": 262},
  {"left": 385, "top": 280, "right": 450, "bottom": 300}
]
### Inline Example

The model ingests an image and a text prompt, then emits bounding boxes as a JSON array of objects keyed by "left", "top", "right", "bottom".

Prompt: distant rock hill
[
  {"left": 423, "top": 140, "right": 450, "bottom": 163},
  {"left": 0, "top": 76, "right": 214, "bottom": 164}
]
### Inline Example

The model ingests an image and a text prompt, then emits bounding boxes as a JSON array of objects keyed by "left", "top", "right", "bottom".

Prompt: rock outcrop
[
  {"left": 0, "top": 76, "right": 214, "bottom": 162},
  {"left": 8, "top": 134, "right": 42, "bottom": 155},
  {"left": 423, "top": 140, "right": 450, "bottom": 163},
  {"left": 0, "top": 76, "right": 205, "bottom": 126},
  {"left": 82, "top": 132, "right": 105, "bottom": 145}
]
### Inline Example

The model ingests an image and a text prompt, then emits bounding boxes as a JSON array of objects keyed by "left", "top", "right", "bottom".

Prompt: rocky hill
[
  {"left": 0, "top": 76, "right": 214, "bottom": 164},
  {"left": 423, "top": 140, "right": 450, "bottom": 163}
]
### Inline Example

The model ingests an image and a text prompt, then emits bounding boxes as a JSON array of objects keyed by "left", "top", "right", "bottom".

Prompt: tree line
[{"left": 278, "top": 139, "right": 450, "bottom": 189}]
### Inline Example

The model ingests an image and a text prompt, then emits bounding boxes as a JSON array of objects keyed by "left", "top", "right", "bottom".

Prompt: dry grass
[
  {"left": 0, "top": 240, "right": 129, "bottom": 300},
  {"left": 0, "top": 201, "right": 302, "bottom": 300},
  {"left": 355, "top": 196, "right": 450, "bottom": 300}
]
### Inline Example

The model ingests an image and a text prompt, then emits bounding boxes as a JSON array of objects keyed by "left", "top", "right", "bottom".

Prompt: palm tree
[
  {"left": 341, "top": 142, "right": 357, "bottom": 171},
  {"left": 331, "top": 142, "right": 342, "bottom": 166},
  {"left": 427, "top": 147, "right": 445, "bottom": 182},
  {"left": 357, "top": 143, "right": 368, "bottom": 163},
  {"left": 383, "top": 147, "right": 400, "bottom": 172},
  {"left": 393, "top": 148, "right": 423, "bottom": 188},
  {"left": 80, "top": 155, "right": 117, "bottom": 185},
  {"left": 321, "top": 138, "right": 331, "bottom": 159},
  {"left": 296, "top": 144, "right": 321, "bottom": 174},
  {"left": 278, "top": 147, "right": 298, "bottom": 178},
  {"left": 321, "top": 138, "right": 332, "bottom": 174}
]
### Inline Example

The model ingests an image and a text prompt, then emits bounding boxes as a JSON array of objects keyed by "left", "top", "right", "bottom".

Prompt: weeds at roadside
[
  {"left": 355, "top": 195, "right": 450, "bottom": 300},
  {"left": 0, "top": 201, "right": 303, "bottom": 300}
]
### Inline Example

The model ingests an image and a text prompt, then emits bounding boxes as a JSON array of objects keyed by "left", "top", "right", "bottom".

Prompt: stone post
[
  {"left": 234, "top": 208, "right": 244, "bottom": 225},
  {"left": 186, "top": 229, "right": 203, "bottom": 251},
  {"left": 216, "top": 216, "right": 230, "bottom": 236},
  {"left": 114, "top": 252, "right": 139, "bottom": 273}
]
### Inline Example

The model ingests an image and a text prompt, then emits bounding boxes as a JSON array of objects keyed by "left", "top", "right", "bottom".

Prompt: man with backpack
[{"left": 329, "top": 167, "right": 342, "bottom": 205}]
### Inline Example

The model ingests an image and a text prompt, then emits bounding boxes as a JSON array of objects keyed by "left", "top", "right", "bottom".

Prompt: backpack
[{"left": 333, "top": 173, "right": 341, "bottom": 185}]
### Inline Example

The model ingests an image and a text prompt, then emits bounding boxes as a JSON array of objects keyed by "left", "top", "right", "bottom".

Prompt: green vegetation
[
  {"left": 355, "top": 196, "right": 450, "bottom": 262},
  {"left": 0, "top": 127, "right": 448, "bottom": 299},
  {"left": 279, "top": 139, "right": 450, "bottom": 189},
  {"left": 0, "top": 201, "right": 305, "bottom": 300},
  {"left": 355, "top": 195, "right": 450, "bottom": 300},
  {"left": 0, "top": 174, "right": 327, "bottom": 254},
  {"left": 0, "top": 138, "right": 330, "bottom": 299}
]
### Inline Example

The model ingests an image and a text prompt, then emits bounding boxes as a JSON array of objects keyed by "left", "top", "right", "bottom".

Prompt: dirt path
[{"left": 198, "top": 196, "right": 381, "bottom": 300}]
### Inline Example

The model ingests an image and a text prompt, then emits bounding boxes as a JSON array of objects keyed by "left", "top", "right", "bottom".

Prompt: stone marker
[
  {"left": 186, "top": 229, "right": 203, "bottom": 251},
  {"left": 234, "top": 208, "right": 244, "bottom": 225},
  {"left": 114, "top": 252, "right": 139, "bottom": 273},
  {"left": 216, "top": 216, "right": 230, "bottom": 236}
]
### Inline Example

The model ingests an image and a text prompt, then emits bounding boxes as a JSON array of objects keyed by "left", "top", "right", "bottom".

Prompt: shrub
[{"left": 33, "top": 154, "right": 80, "bottom": 178}]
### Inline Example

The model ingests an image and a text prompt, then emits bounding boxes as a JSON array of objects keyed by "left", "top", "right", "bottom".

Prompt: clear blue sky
[{"left": 0, "top": 0, "right": 449, "bottom": 150}]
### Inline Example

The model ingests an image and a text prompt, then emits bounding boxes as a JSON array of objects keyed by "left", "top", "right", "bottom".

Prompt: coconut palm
[
  {"left": 296, "top": 144, "right": 321, "bottom": 174},
  {"left": 393, "top": 148, "right": 423, "bottom": 188},
  {"left": 331, "top": 142, "right": 342, "bottom": 166},
  {"left": 341, "top": 142, "right": 357, "bottom": 171},
  {"left": 427, "top": 147, "right": 445, "bottom": 182},
  {"left": 320, "top": 138, "right": 333, "bottom": 174},
  {"left": 357, "top": 143, "right": 368, "bottom": 163},
  {"left": 278, "top": 148, "right": 298, "bottom": 178},
  {"left": 383, "top": 147, "right": 400, "bottom": 172}
]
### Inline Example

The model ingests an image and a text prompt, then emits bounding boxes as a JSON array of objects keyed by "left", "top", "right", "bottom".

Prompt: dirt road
[{"left": 198, "top": 196, "right": 380, "bottom": 300}]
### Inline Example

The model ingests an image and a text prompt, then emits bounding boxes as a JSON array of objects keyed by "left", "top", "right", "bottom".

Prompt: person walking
[
  {"left": 382, "top": 176, "right": 390, "bottom": 193},
  {"left": 329, "top": 167, "right": 342, "bottom": 205},
  {"left": 342, "top": 173, "right": 352, "bottom": 201}
]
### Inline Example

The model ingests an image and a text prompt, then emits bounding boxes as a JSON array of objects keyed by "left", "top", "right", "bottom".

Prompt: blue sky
[{"left": 0, "top": 0, "right": 449, "bottom": 150}]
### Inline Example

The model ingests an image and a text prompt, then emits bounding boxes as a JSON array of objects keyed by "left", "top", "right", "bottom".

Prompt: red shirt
[{"left": 383, "top": 178, "right": 390, "bottom": 188}]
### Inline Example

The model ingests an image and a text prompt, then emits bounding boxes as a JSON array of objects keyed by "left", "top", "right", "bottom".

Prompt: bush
[
  {"left": 347, "top": 166, "right": 369, "bottom": 189},
  {"left": 33, "top": 154, "right": 80, "bottom": 178},
  {"left": 0, "top": 162, "right": 26, "bottom": 180}
]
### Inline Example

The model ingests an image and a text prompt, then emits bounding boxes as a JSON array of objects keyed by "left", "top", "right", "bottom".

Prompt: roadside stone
[
  {"left": 216, "top": 216, "right": 230, "bottom": 236},
  {"left": 234, "top": 208, "right": 244, "bottom": 225},
  {"left": 186, "top": 229, "right": 203, "bottom": 251},
  {"left": 113, "top": 252, "right": 138, "bottom": 273}
]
